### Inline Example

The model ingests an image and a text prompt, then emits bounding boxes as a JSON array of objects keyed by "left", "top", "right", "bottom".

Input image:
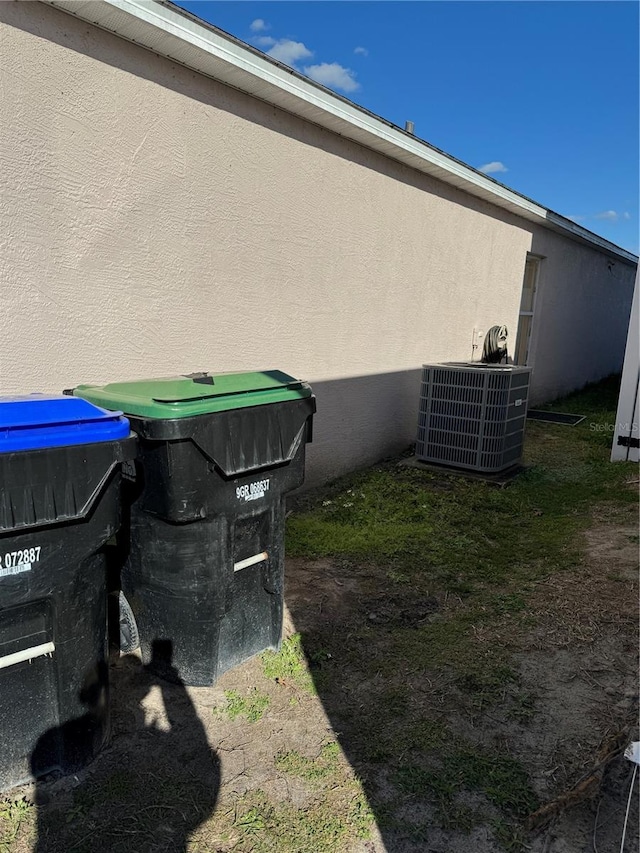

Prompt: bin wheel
[{"left": 118, "top": 592, "right": 140, "bottom": 654}]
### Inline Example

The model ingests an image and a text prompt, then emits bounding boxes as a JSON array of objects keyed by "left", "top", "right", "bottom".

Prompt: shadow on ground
[{"left": 30, "top": 641, "right": 220, "bottom": 853}]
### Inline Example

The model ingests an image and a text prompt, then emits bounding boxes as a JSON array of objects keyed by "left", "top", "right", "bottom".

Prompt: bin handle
[
  {"left": 183, "top": 372, "right": 215, "bottom": 385},
  {"left": 233, "top": 552, "right": 268, "bottom": 572},
  {"left": 0, "top": 641, "right": 55, "bottom": 670}
]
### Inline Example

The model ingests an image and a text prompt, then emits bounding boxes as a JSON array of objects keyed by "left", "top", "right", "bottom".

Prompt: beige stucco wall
[
  {"left": 525, "top": 228, "right": 635, "bottom": 405},
  {"left": 0, "top": 3, "right": 635, "bottom": 485}
]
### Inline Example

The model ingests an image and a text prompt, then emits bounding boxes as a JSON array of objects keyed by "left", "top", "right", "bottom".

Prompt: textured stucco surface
[
  {"left": 0, "top": 3, "right": 635, "bottom": 484},
  {"left": 525, "top": 229, "right": 636, "bottom": 405}
]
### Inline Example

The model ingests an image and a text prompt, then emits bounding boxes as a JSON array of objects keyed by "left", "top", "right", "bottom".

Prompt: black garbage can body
[
  {"left": 73, "top": 372, "right": 315, "bottom": 686},
  {"left": 0, "top": 395, "right": 133, "bottom": 791}
]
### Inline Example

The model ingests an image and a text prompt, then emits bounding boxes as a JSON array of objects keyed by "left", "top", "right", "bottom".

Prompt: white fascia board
[
  {"left": 545, "top": 212, "right": 637, "bottom": 263},
  {"left": 47, "top": 0, "right": 638, "bottom": 266}
]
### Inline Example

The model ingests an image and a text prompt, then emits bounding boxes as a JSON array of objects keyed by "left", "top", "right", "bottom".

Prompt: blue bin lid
[{"left": 0, "top": 394, "right": 130, "bottom": 453}]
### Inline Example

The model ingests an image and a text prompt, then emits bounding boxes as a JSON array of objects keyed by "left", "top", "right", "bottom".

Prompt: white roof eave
[{"left": 46, "top": 0, "right": 638, "bottom": 266}]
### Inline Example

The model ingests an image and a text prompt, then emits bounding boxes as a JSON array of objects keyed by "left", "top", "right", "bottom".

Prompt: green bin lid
[{"left": 73, "top": 370, "right": 312, "bottom": 419}]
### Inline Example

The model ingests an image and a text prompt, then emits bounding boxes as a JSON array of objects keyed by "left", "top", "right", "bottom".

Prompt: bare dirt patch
[
  {"left": 521, "top": 523, "right": 639, "bottom": 853},
  {"left": 4, "top": 645, "right": 378, "bottom": 853}
]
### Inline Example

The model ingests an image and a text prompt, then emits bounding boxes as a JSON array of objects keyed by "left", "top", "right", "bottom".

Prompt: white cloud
[
  {"left": 267, "top": 39, "right": 313, "bottom": 67},
  {"left": 254, "top": 35, "right": 276, "bottom": 47},
  {"left": 250, "top": 19, "right": 268, "bottom": 33},
  {"left": 354, "top": 46, "right": 368, "bottom": 56},
  {"left": 623, "top": 211, "right": 631, "bottom": 220},
  {"left": 595, "top": 210, "right": 619, "bottom": 221},
  {"left": 303, "top": 62, "right": 359, "bottom": 92},
  {"left": 479, "top": 161, "right": 508, "bottom": 174}
]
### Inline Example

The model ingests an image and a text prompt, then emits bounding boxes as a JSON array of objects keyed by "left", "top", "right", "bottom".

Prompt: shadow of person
[{"left": 31, "top": 639, "right": 220, "bottom": 853}]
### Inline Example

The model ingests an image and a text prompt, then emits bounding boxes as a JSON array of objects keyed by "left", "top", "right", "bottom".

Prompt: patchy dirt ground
[
  {"left": 3, "top": 638, "right": 377, "bottom": 853},
  {"left": 524, "top": 523, "right": 639, "bottom": 853},
  {"left": 283, "top": 518, "right": 639, "bottom": 853},
  {"left": 4, "top": 514, "right": 636, "bottom": 853}
]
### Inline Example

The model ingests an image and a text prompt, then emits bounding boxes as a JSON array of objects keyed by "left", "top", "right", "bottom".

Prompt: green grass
[
  {"left": 342, "top": 713, "right": 450, "bottom": 768},
  {"left": 395, "top": 745, "right": 538, "bottom": 818},
  {"left": 506, "top": 691, "right": 537, "bottom": 725},
  {"left": 0, "top": 799, "right": 32, "bottom": 852},
  {"left": 275, "top": 742, "right": 341, "bottom": 785},
  {"left": 288, "top": 464, "right": 572, "bottom": 598},
  {"left": 231, "top": 783, "right": 373, "bottom": 852},
  {"left": 262, "top": 633, "right": 315, "bottom": 694},
  {"left": 227, "top": 734, "right": 373, "bottom": 851},
  {"left": 491, "top": 818, "right": 529, "bottom": 852},
  {"left": 286, "top": 377, "right": 636, "bottom": 672},
  {"left": 221, "top": 688, "right": 270, "bottom": 722},
  {"left": 287, "top": 377, "right": 635, "bottom": 604}
]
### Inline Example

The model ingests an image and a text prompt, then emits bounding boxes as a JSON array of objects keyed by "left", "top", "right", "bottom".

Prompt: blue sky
[{"left": 176, "top": 1, "right": 639, "bottom": 254}]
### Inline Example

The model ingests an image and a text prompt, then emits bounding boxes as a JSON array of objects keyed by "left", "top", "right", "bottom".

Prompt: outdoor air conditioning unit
[{"left": 416, "top": 363, "right": 532, "bottom": 473}]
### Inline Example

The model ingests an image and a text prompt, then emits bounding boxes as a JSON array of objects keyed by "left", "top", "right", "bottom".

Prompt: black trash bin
[
  {"left": 0, "top": 395, "right": 134, "bottom": 791},
  {"left": 72, "top": 371, "right": 315, "bottom": 686}
]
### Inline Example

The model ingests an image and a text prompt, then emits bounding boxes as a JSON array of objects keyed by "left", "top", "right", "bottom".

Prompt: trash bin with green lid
[{"left": 72, "top": 371, "right": 316, "bottom": 686}]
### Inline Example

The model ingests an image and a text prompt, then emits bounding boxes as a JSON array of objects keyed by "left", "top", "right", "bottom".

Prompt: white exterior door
[
  {"left": 515, "top": 255, "right": 541, "bottom": 366},
  {"left": 612, "top": 267, "right": 639, "bottom": 462}
]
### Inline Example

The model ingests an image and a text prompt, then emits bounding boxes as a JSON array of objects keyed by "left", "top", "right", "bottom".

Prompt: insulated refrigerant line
[
  {"left": 0, "top": 642, "right": 55, "bottom": 670},
  {"left": 233, "top": 552, "right": 269, "bottom": 572}
]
